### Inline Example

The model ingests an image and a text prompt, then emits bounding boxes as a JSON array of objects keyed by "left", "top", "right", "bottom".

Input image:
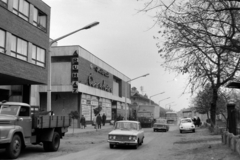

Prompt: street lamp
[
  {"left": 158, "top": 97, "right": 170, "bottom": 106},
  {"left": 149, "top": 92, "right": 165, "bottom": 105},
  {"left": 158, "top": 97, "right": 170, "bottom": 118},
  {"left": 124, "top": 73, "right": 150, "bottom": 120},
  {"left": 47, "top": 21, "right": 100, "bottom": 111}
]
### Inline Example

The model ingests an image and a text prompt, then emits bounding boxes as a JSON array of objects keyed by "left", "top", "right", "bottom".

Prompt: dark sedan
[{"left": 153, "top": 118, "right": 169, "bottom": 132}]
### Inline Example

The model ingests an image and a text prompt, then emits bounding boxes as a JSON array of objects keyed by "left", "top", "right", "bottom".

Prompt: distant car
[
  {"left": 179, "top": 118, "right": 195, "bottom": 133},
  {"left": 108, "top": 120, "right": 144, "bottom": 149},
  {"left": 153, "top": 118, "right": 169, "bottom": 132}
]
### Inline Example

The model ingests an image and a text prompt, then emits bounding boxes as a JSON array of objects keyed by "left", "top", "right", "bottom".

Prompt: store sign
[
  {"left": 71, "top": 51, "right": 79, "bottom": 93},
  {"left": 87, "top": 73, "right": 112, "bottom": 93},
  {"left": 94, "top": 66, "right": 109, "bottom": 77}
]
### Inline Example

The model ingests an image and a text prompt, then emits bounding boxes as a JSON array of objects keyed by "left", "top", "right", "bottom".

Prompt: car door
[{"left": 17, "top": 106, "right": 32, "bottom": 137}]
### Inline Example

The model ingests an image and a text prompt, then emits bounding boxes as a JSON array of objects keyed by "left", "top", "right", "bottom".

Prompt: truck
[
  {"left": 137, "top": 105, "right": 160, "bottom": 128},
  {"left": 165, "top": 111, "right": 178, "bottom": 124},
  {"left": 0, "top": 101, "right": 71, "bottom": 159}
]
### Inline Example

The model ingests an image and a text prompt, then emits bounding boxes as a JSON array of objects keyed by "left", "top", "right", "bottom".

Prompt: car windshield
[
  {"left": 156, "top": 119, "right": 166, "bottom": 124},
  {"left": 181, "top": 119, "right": 192, "bottom": 123},
  {"left": 115, "top": 122, "right": 138, "bottom": 130},
  {"left": 0, "top": 105, "right": 20, "bottom": 116}
]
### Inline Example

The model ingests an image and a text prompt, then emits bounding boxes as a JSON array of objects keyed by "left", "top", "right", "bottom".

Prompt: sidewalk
[{"left": 66, "top": 123, "right": 114, "bottom": 135}]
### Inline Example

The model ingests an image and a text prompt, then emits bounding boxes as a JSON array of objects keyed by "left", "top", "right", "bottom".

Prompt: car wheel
[
  {"left": 109, "top": 144, "right": 114, "bottom": 149},
  {"left": 180, "top": 130, "right": 182, "bottom": 133},
  {"left": 134, "top": 139, "right": 139, "bottom": 149},
  {"left": 153, "top": 129, "right": 155, "bottom": 132},
  {"left": 6, "top": 134, "right": 22, "bottom": 159},
  {"left": 140, "top": 137, "right": 144, "bottom": 145},
  {"left": 193, "top": 129, "right": 195, "bottom": 133}
]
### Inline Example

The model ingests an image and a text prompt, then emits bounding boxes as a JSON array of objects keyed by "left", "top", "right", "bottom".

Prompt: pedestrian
[
  {"left": 102, "top": 113, "right": 106, "bottom": 126},
  {"left": 192, "top": 117, "right": 197, "bottom": 126},
  {"left": 92, "top": 116, "right": 97, "bottom": 129},
  {"left": 80, "top": 115, "right": 86, "bottom": 129},
  {"left": 196, "top": 117, "right": 201, "bottom": 127},
  {"left": 96, "top": 114, "right": 102, "bottom": 129}
]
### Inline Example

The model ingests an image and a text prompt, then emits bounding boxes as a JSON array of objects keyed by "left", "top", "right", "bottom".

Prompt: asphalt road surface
[
  {"left": 2, "top": 125, "right": 238, "bottom": 160},
  {"left": 48, "top": 125, "right": 179, "bottom": 160}
]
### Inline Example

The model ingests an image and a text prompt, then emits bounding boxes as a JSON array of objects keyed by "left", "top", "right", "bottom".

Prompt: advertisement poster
[{"left": 81, "top": 104, "right": 91, "bottom": 121}]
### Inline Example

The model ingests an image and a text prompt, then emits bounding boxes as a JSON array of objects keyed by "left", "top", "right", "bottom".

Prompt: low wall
[{"left": 222, "top": 131, "right": 240, "bottom": 156}]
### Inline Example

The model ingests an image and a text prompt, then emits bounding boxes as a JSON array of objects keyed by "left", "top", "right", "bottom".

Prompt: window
[
  {"left": 11, "top": 35, "right": 28, "bottom": 61},
  {"left": 33, "top": 7, "right": 47, "bottom": 31},
  {"left": 1, "top": 0, "right": 7, "bottom": 4},
  {"left": 0, "top": 29, "right": 6, "bottom": 54},
  {"left": 32, "top": 44, "right": 45, "bottom": 67},
  {"left": 13, "top": 0, "right": 30, "bottom": 21},
  {"left": 19, "top": 106, "right": 30, "bottom": 117}
]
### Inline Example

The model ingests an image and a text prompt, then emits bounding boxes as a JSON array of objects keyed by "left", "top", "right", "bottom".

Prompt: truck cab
[
  {"left": 0, "top": 102, "right": 32, "bottom": 141},
  {"left": 0, "top": 101, "right": 70, "bottom": 159}
]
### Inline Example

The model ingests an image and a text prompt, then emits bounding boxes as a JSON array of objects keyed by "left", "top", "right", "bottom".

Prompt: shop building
[
  {"left": 0, "top": 0, "right": 50, "bottom": 104},
  {"left": 38, "top": 45, "right": 131, "bottom": 126}
]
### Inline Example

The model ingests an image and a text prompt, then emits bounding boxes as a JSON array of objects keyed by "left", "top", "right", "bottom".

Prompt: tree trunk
[{"left": 210, "top": 88, "right": 218, "bottom": 126}]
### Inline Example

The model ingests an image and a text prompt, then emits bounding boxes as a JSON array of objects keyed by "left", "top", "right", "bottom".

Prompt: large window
[
  {"left": 33, "top": 7, "right": 47, "bottom": 31},
  {"left": 32, "top": 44, "right": 45, "bottom": 67},
  {"left": 11, "top": 35, "right": 28, "bottom": 61},
  {"left": 1, "top": 0, "right": 7, "bottom": 4},
  {"left": 0, "top": 29, "right": 6, "bottom": 54},
  {"left": 13, "top": 0, "right": 30, "bottom": 21}
]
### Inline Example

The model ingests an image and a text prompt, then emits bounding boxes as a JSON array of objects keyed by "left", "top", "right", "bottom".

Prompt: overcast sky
[{"left": 42, "top": 0, "right": 192, "bottom": 112}]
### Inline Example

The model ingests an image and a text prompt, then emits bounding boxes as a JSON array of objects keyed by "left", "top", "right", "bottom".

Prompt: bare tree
[{"left": 140, "top": 0, "right": 240, "bottom": 125}]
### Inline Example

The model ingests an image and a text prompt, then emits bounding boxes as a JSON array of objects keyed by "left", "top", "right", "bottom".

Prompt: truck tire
[
  {"left": 6, "top": 134, "right": 22, "bottom": 159},
  {"left": 43, "top": 132, "right": 60, "bottom": 152}
]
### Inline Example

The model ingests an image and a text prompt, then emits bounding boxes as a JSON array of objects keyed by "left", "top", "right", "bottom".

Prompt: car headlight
[
  {"left": 113, "top": 136, "right": 116, "bottom": 140},
  {"left": 109, "top": 135, "right": 112, "bottom": 139},
  {"left": 191, "top": 125, "right": 194, "bottom": 128},
  {"left": 132, "top": 136, "right": 137, "bottom": 140},
  {"left": 129, "top": 136, "right": 132, "bottom": 140}
]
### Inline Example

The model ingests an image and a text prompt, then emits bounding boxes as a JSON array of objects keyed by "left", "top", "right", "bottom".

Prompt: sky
[{"left": 42, "top": 0, "right": 192, "bottom": 112}]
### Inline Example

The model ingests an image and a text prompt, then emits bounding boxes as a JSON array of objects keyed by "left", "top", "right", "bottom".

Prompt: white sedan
[
  {"left": 108, "top": 120, "right": 144, "bottom": 149},
  {"left": 179, "top": 118, "right": 195, "bottom": 133}
]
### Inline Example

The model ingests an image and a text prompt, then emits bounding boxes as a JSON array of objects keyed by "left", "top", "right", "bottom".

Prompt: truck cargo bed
[{"left": 32, "top": 115, "right": 71, "bottom": 129}]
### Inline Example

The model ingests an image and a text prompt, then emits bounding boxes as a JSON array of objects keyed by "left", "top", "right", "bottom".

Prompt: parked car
[
  {"left": 179, "top": 118, "right": 195, "bottom": 133},
  {"left": 108, "top": 120, "right": 144, "bottom": 149},
  {"left": 153, "top": 118, "right": 169, "bottom": 132}
]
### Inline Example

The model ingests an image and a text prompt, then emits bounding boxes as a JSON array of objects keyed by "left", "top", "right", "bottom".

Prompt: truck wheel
[
  {"left": 43, "top": 132, "right": 60, "bottom": 152},
  {"left": 6, "top": 134, "right": 22, "bottom": 159}
]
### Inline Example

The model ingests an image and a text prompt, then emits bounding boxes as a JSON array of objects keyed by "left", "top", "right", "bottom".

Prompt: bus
[{"left": 165, "top": 112, "right": 178, "bottom": 124}]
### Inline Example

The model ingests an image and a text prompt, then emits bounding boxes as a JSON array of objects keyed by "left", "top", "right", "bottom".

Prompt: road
[
  {"left": 1, "top": 125, "right": 239, "bottom": 160},
  {"left": 49, "top": 125, "right": 179, "bottom": 160}
]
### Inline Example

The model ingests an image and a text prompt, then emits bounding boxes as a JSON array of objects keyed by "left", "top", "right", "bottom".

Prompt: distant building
[{"left": 130, "top": 87, "right": 166, "bottom": 119}]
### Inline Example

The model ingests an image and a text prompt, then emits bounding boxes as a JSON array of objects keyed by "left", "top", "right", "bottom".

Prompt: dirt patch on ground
[{"left": 171, "top": 127, "right": 240, "bottom": 160}]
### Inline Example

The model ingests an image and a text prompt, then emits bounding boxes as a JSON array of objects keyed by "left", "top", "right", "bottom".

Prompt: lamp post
[
  {"left": 124, "top": 73, "right": 150, "bottom": 120},
  {"left": 149, "top": 92, "right": 165, "bottom": 105},
  {"left": 158, "top": 97, "right": 170, "bottom": 118},
  {"left": 47, "top": 21, "right": 100, "bottom": 111},
  {"left": 158, "top": 97, "right": 170, "bottom": 106}
]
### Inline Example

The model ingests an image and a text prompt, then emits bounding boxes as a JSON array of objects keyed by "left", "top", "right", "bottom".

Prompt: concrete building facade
[
  {"left": 0, "top": 0, "right": 50, "bottom": 104},
  {"left": 39, "top": 45, "right": 131, "bottom": 126}
]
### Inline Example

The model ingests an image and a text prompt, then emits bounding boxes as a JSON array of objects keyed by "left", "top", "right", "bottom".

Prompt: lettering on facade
[
  {"left": 71, "top": 53, "right": 79, "bottom": 93},
  {"left": 87, "top": 73, "right": 112, "bottom": 93},
  {"left": 90, "top": 64, "right": 109, "bottom": 78},
  {"left": 94, "top": 66, "right": 109, "bottom": 77}
]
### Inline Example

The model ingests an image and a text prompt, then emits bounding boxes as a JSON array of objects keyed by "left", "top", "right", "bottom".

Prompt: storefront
[{"left": 38, "top": 45, "right": 131, "bottom": 127}]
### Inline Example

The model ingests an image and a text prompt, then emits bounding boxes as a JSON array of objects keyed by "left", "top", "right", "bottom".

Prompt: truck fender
[
  {"left": 40, "top": 128, "right": 55, "bottom": 142},
  {"left": 8, "top": 127, "right": 25, "bottom": 145}
]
